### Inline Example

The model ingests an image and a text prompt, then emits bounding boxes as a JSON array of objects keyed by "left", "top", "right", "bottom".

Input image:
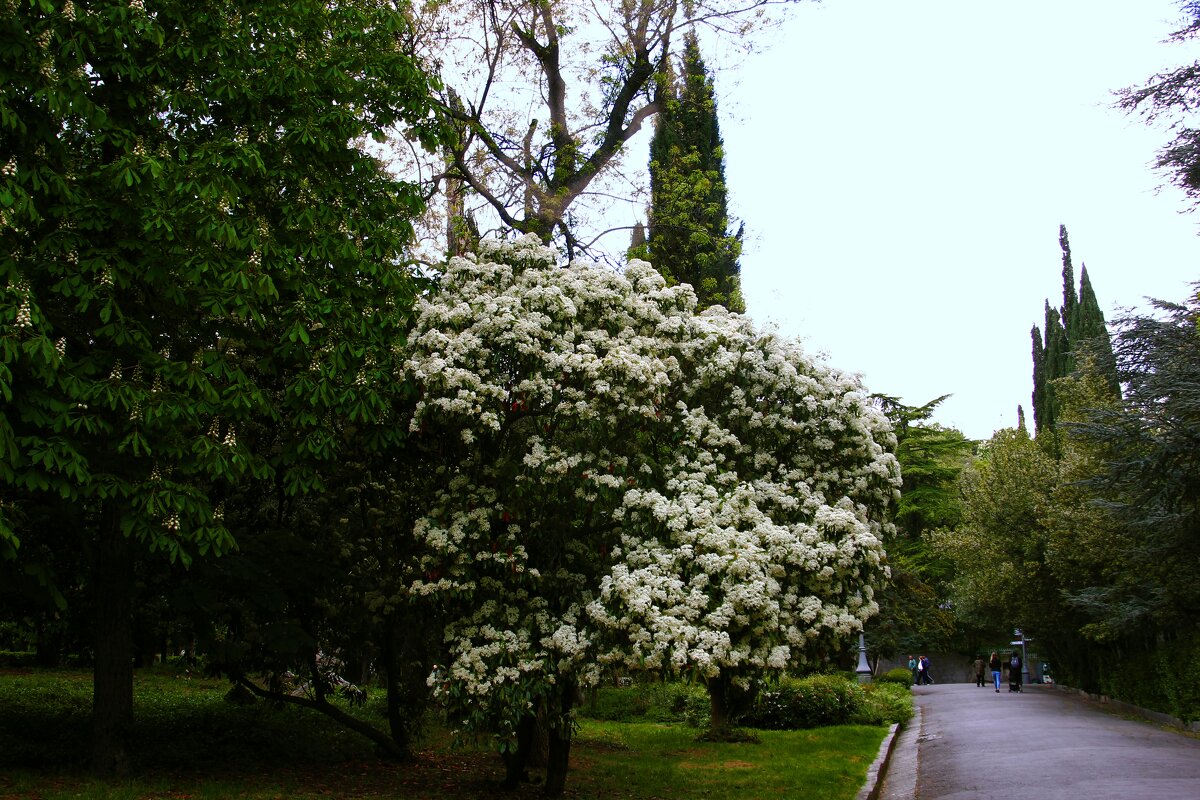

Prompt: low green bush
[
  {"left": 742, "top": 674, "right": 865, "bottom": 730},
  {"left": 877, "top": 667, "right": 914, "bottom": 687},
  {"left": 852, "top": 682, "right": 913, "bottom": 726}
]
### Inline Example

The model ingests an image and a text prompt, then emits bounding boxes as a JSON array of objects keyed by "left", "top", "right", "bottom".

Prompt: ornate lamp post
[{"left": 855, "top": 632, "right": 873, "bottom": 683}]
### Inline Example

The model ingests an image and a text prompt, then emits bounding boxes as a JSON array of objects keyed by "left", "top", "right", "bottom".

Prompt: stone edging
[
  {"left": 854, "top": 721, "right": 901, "bottom": 800},
  {"left": 1050, "top": 684, "right": 1200, "bottom": 733}
]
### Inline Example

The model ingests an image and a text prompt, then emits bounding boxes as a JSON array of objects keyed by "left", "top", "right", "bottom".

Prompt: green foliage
[
  {"left": 877, "top": 667, "right": 914, "bottom": 688},
  {"left": 1029, "top": 226, "right": 1118, "bottom": 440},
  {"left": 582, "top": 681, "right": 710, "bottom": 727},
  {"left": 640, "top": 31, "right": 743, "bottom": 312},
  {"left": 0, "top": 0, "right": 443, "bottom": 565},
  {"left": 0, "top": 650, "right": 36, "bottom": 668},
  {"left": 929, "top": 426, "right": 1059, "bottom": 639},
  {"left": 0, "top": 670, "right": 890, "bottom": 799},
  {"left": 1118, "top": 12, "right": 1200, "bottom": 211},
  {"left": 1066, "top": 294, "right": 1200, "bottom": 638},
  {"left": 853, "top": 683, "right": 913, "bottom": 726},
  {"left": 1092, "top": 632, "right": 1200, "bottom": 724},
  {"left": 870, "top": 395, "right": 970, "bottom": 657},
  {"left": 741, "top": 675, "right": 866, "bottom": 730}
]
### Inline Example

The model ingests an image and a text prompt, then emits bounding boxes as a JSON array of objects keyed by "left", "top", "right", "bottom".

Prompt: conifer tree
[
  {"left": 1029, "top": 225, "right": 1120, "bottom": 439},
  {"left": 642, "top": 31, "right": 744, "bottom": 312}
]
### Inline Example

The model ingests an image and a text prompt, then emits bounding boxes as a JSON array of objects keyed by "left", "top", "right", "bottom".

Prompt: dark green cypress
[
  {"left": 1059, "top": 224, "right": 1078, "bottom": 348},
  {"left": 1031, "top": 325, "right": 1048, "bottom": 434},
  {"left": 1073, "top": 266, "right": 1121, "bottom": 396},
  {"left": 1029, "top": 226, "right": 1121, "bottom": 439},
  {"left": 643, "top": 31, "right": 744, "bottom": 312}
]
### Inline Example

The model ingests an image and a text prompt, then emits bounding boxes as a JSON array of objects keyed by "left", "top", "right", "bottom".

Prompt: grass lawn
[{"left": 0, "top": 669, "right": 889, "bottom": 799}]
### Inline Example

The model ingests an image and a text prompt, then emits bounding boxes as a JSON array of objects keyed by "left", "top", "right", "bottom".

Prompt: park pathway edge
[{"left": 854, "top": 709, "right": 912, "bottom": 800}]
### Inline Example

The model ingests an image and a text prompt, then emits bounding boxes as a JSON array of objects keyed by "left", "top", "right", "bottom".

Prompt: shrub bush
[
  {"left": 742, "top": 674, "right": 866, "bottom": 730},
  {"left": 878, "top": 667, "right": 914, "bottom": 687},
  {"left": 852, "top": 682, "right": 913, "bottom": 726}
]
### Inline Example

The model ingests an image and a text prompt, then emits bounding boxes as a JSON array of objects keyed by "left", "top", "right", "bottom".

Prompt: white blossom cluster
[
  {"left": 584, "top": 302, "right": 899, "bottom": 687},
  {"left": 401, "top": 235, "right": 899, "bottom": 736}
]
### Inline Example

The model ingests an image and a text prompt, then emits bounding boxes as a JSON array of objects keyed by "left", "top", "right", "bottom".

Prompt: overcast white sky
[{"left": 712, "top": 0, "right": 1200, "bottom": 440}]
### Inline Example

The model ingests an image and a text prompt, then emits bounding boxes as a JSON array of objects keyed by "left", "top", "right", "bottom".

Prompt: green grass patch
[
  {"left": 0, "top": 669, "right": 890, "bottom": 799},
  {"left": 572, "top": 719, "right": 887, "bottom": 800}
]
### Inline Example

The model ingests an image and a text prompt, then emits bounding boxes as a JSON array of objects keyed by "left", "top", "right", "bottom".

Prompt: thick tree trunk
[
  {"left": 707, "top": 675, "right": 730, "bottom": 733},
  {"left": 543, "top": 681, "right": 576, "bottom": 798},
  {"left": 500, "top": 709, "right": 538, "bottom": 789},
  {"left": 381, "top": 617, "right": 410, "bottom": 754},
  {"left": 91, "top": 506, "right": 134, "bottom": 776}
]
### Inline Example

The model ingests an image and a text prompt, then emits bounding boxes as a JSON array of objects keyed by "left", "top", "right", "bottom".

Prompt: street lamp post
[{"left": 855, "top": 632, "right": 872, "bottom": 684}]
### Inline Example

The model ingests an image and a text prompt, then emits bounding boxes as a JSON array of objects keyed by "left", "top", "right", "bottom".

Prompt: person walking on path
[
  {"left": 989, "top": 651, "right": 1002, "bottom": 692},
  {"left": 918, "top": 655, "right": 933, "bottom": 685},
  {"left": 1008, "top": 650, "right": 1023, "bottom": 693},
  {"left": 974, "top": 656, "right": 986, "bottom": 687},
  {"left": 908, "top": 654, "right": 918, "bottom": 686}
]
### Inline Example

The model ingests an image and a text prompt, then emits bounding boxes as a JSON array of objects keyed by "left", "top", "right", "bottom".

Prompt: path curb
[{"left": 854, "top": 720, "right": 901, "bottom": 800}]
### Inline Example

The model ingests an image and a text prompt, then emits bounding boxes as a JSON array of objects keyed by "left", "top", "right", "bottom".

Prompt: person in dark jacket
[
  {"left": 989, "top": 651, "right": 1002, "bottom": 692},
  {"left": 918, "top": 655, "right": 933, "bottom": 685},
  {"left": 974, "top": 656, "right": 986, "bottom": 687},
  {"left": 1008, "top": 651, "right": 1023, "bottom": 693}
]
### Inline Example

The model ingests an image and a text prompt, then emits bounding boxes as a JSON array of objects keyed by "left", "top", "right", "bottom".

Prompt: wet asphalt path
[{"left": 881, "top": 683, "right": 1200, "bottom": 800}]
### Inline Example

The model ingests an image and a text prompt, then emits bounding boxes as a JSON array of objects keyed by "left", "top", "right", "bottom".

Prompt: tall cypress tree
[
  {"left": 640, "top": 31, "right": 744, "bottom": 312},
  {"left": 1030, "top": 225, "right": 1120, "bottom": 439}
]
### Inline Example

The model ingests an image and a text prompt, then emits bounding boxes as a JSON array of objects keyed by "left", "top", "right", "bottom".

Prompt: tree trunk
[
  {"left": 381, "top": 616, "right": 411, "bottom": 756},
  {"left": 91, "top": 505, "right": 134, "bottom": 776},
  {"left": 543, "top": 681, "right": 576, "bottom": 798},
  {"left": 706, "top": 674, "right": 730, "bottom": 733},
  {"left": 500, "top": 709, "right": 538, "bottom": 789}
]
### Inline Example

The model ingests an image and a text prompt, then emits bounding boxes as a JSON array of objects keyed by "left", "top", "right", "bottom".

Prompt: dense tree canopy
[
  {"left": 1066, "top": 294, "right": 1200, "bottom": 640},
  {"left": 868, "top": 396, "right": 972, "bottom": 659},
  {"left": 402, "top": 236, "right": 898, "bottom": 793},
  {"left": 1, "top": 0, "right": 443, "bottom": 773}
]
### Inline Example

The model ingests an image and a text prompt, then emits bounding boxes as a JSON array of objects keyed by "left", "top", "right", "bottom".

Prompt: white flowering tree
[
  {"left": 402, "top": 235, "right": 693, "bottom": 794},
  {"left": 403, "top": 235, "right": 899, "bottom": 792},
  {"left": 588, "top": 308, "right": 901, "bottom": 732}
]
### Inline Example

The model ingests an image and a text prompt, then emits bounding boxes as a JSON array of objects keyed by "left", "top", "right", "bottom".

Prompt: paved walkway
[{"left": 879, "top": 683, "right": 1200, "bottom": 800}]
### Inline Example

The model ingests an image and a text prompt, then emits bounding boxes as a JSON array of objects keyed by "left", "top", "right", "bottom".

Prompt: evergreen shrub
[
  {"left": 878, "top": 668, "right": 914, "bottom": 687},
  {"left": 853, "top": 683, "right": 914, "bottom": 726},
  {"left": 741, "top": 674, "right": 865, "bottom": 730}
]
